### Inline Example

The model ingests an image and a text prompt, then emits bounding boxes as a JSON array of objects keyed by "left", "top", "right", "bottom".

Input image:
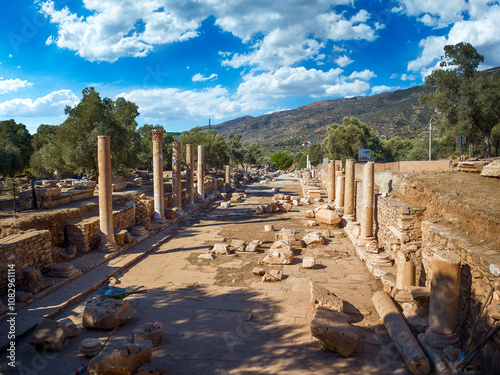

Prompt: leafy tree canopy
[
  {"left": 0, "top": 119, "right": 33, "bottom": 170},
  {"left": 271, "top": 153, "right": 293, "bottom": 170}
]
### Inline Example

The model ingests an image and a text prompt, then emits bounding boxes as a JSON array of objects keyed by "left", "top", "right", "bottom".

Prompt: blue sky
[{"left": 1, "top": 0, "right": 500, "bottom": 134}]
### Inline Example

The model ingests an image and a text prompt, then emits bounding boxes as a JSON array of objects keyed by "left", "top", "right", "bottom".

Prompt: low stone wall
[
  {"left": 0, "top": 229, "right": 53, "bottom": 291},
  {"left": 66, "top": 205, "right": 135, "bottom": 253},
  {"left": 375, "top": 196, "right": 423, "bottom": 261}
]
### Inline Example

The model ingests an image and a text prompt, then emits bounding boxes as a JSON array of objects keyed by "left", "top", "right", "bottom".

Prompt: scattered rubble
[
  {"left": 262, "top": 269, "right": 283, "bottom": 282},
  {"left": 262, "top": 240, "right": 294, "bottom": 265},
  {"left": 83, "top": 295, "right": 137, "bottom": 329},
  {"left": 29, "top": 318, "right": 67, "bottom": 351},
  {"left": 133, "top": 322, "right": 163, "bottom": 347}
]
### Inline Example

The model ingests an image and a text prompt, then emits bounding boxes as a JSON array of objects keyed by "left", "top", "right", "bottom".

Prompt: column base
[
  {"left": 423, "top": 327, "right": 459, "bottom": 349},
  {"left": 335, "top": 206, "right": 344, "bottom": 214},
  {"left": 356, "top": 236, "right": 375, "bottom": 247},
  {"left": 98, "top": 242, "right": 119, "bottom": 253},
  {"left": 343, "top": 214, "right": 356, "bottom": 221},
  {"left": 346, "top": 221, "right": 360, "bottom": 229}
]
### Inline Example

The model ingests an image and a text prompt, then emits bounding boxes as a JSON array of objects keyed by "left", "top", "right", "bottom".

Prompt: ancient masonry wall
[
  {"left": 0, "top": 229, "right": 53, "bottom": 291},
  {"left": 66, "top": 206, "right": 135, "bottom": 253},
  {"left": 370, "top": 193, "right": 499, "bottom": 362}
]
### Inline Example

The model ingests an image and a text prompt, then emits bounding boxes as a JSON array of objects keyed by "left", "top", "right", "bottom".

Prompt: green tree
[
  {"left": 53, "top": 87, "right": 140, "bottom": 177},
  {"left": 0, "top": 142, "right": 22, "bottom": 176},
  {"left": 242, "top": 143, "right": 262, "bottom": 164},
  {"left": 31, "top": 124, "right": 58, "bottom": 151},
  {"left": 136, "top": 124, "right": 175, "bottom": 170},
  {"left": 226, "top": 133, "right": 244, "bottom": 166},
  {"left": 179, "top": 127, "right": 229, "bottom": 169},
  {"left": 491, "top": 125, "right": 500, "bottom": 157},
  {"left": 322, "top": 117, "right": 388, "bottom": 162},
  {"left": 0, "top": 119, "right": 33, "bottom": 169},
  {"left": 420, "top": 42, "right": 500, "bottom": 157},
  {"left": 271, "top": 153, "right": 293, "bottom": 170}
]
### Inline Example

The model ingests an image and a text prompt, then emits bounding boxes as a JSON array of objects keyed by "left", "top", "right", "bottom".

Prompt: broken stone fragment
[
  {"left": 331, "top": 231, "right": 346, "bottom": 238},
  {"left": 306, "top": 220, "right": 318, "bottom": 227},
  {"left": 252, "top": 267, "right": 266, "bottom": 276},
  {"left": 310, "top": 282, "right": 344, "bottom": 314},
  {"left": 262, "top": 240, "right": 294, "bottom": 265},
  {"left": 83, "top": 295, "right": 137, "bottom": 329},
  {"left": 304, "top": 209, "right": 315, "bottom": 218},
  {"left": 88, "top": 339, "right": 153, "bottom": 375},
  {"left": 262, "top": 269, "right": 283, "bottom": 282},
  {"left": 365, "top": 241, "right": 379, "bottom": 253},
  {"left": 19, "top": 267, "right": 53, "bottom": 294},
  {"left": 315, "top": 209, "right": 341, "bottom": 226},
  {"left": 164, "top": 207, "right": 178, "bottom": 219},
  {"left": 211, "top": 243, "right": 230, "bottom": 255},
  {"left": 264, "top": 224, "right": 274, "bottom": 232},
  {"left": 246, "top": 240, "right": 263, "bottom": 252},
  {"left": 137, "top": 359, "right": 169, "bottom": 375},
  {"left": 220, "top": 201, "right": 231, "bottom": 208},
  {"left": 280, "top": 203, "right": 293, "bottom": 212},
  {"left": 255, "top": 205, "right": 265, "bottom": 214},
  {"left": 60, "top": 318, "right": 78, "bottom": 338},
  {"left": 302, "top": 231, "right": 328, "bottom": 245},
  {"left": 230, "top": 239, "right": 246, "bottom": 252},
  {"left": 198, "top": 253, "right": 215, "bottom": 260},
  {"left": 310, "top": 307, "right": 360, "bottom": 358},
  {"left": 302, "top": 257, "right": 316, "bottom": 269},
  {"left": 133, "top": 322, "right": 163, "bottom": 347},
  {"left": 49, "top": 263, "right": 80, "bottom": 278},
  {"left": 29, "top": 318, "right": 67, "bottom": 351}
]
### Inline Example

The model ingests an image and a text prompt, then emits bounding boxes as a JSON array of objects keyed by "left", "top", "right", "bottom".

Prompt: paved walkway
[{"left": 0, "top": 175, "right": 409, "bottom": 375}]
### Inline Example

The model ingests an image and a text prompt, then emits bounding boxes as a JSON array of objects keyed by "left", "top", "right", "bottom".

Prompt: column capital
[{"left": 152, "top": 129, "right": 165, "bottom": 141}]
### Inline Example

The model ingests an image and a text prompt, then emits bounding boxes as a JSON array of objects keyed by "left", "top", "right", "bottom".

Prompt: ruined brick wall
[
  {"left": 65, "top": 205, "right": 135, "bottom": 253},
  {"left": 375, "top": 196, "right": 423, "bottom": 261},
  {"left": 420, "top": 221, "right": 500, "bottom": 368},
  {"left": 0, "top": 229, "right": 53, "bottom": 291}
]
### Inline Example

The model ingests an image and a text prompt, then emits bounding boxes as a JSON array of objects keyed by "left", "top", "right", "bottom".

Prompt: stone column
[
  {"left": 395, "top": 252, "right": 416, "bottom": 290},
  {"left": 424, "top": 250, "right": 461, "bottom": 349},
  {"left": 172, "top": 141, "right": 182, "bottom": 209},
  {"left": 197, "top": 145, "right": 205, "bottom": 200},
  {"left": 344, "top": 159, "right": 356, "bottom": 221},
  {"left": 186, "top": 144, "right": 195, "bottom": 205},
  {"left": 357, "top": 162, "right": 375, "bottom": 246},
  {"left": 97, "top": 136, "right": 117, "bottom": 252},
  {"left": 225, "top": 165, "right": 231, "bottom": 185},
  {"left": 327, "top": 161, "right": 335, "bottom": 204},
  {"left": 152, "top": 130, "right": 166, "bottom": 223},
  {"left": 335, "top": 172, "right": 345, "bottom": 212},
  {"left": 243, "top": 164, "right": 248, "bottom": 179},
  {"left": 306, "top": 155, "right": 310, "bottom": 170}
]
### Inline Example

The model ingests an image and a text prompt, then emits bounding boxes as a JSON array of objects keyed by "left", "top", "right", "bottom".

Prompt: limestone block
[
  {"left": 29, "top": 318, "right": 66, "bottom": 351},
  {"left": 60, "top": 318, "right": 78, "bottom": 338},
  {"left": 262, "top": 270, "right": 283, "bottom": 282},
  {"left": 19, "top": 267, "right": 53, "bottom": 294},
  {"left": 83, "top": 295, "right": 137, "bottom": 329},
  {"left": 280, "top": 203, "right": 293, "bottom": 212},
  {"left": 245, "top": 240, "right": 262, "bottom": 252},
  {"left": 220, "top": 201, "right": 231, "bottom": 208},
  {"left": 481, "top": 160, "right": 500, "bottom": 177},
  {"left": 165, "top": 207, "right": 178, "bottom": 219},
  {"left": 302, "top": 256, "right": 316, "bottom": 269},
  {"left": 211, "top": 243, "right": 230, "bottom": 255},
  {"left": 275, "top": 228, "right": 296, "bottom": 242},
  {"left": 255, "top": 205, "right": 265, "bottom": 214},
  {"left": 253, "top": 267, "right": 266, "bottom": 276},
  {"left": 73, "top": 181, "right": 96, "bottom": 190},
  {"left": 304, "top": 209, "right": 315, "bottom": 218},
  {"left": 133, "top": 322, "right": 163, "bottom": 347},
  {"left": 264, "top": 224, "right": 274, "bottom": 232},
  {"left": 230, "top": 239, "right": 246, "bottom": 252},
  {"left": 306, "top": 220, "right": 318, "bottom": 227},
  {"left": 310, "top": 307, "right": 360, "bottom": 358},
  {"left": 198, "top": 253, "right": 215, "bottom": 260},
  {"left": 137, "top": 360, "right": 168, "bottom": 375},
  {"left": 88, "top": 339, "right": 153, "bottom": 375},
  {"left": 315, "top": 209, "right": 341, "bottom": 226},
  {"left": 262, "top": 240, "right": 294, "bottom": 265},
  {"left": 310, "top": 282, "right": 344, "bottom": 314},
  {"left": 36, "top": 187, "right": 61, "bottom": 198},
  {"left": 302, "top": 231, "right": 327, "bottom": 245}
]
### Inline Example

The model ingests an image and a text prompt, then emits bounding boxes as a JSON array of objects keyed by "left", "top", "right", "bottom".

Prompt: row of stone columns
[{"left": 97, "top": 132, "right": 206, "bottom": 251}]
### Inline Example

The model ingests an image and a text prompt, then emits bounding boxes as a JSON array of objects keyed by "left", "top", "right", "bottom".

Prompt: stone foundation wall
[
  {"left": 0, "top": 229, "right": 53, "bottom": 291},
  {"left": 66, "top": 205, "right": 135, "bottom": 253},
  {"left": 421, "top": 221, "right": 500, "bottom": 367},
  {"left": 375, "top": 196, "right": 423, "bottom": 261}
]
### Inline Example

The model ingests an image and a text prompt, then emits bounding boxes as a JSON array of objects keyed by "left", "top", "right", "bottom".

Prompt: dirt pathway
[{"left": 1, "top": 175, "right": 409, "bottom": 375}]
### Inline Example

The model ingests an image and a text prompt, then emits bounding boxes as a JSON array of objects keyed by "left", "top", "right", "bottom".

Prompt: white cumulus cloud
[
  {"left": 371, "top": 85, "right": 394, "bottom": 95},
  {"left": 0, "top": 90, "right": 79, "bottom": 117},
  {"left": 0, "top": 78, "right": 32, "bottom": 94},
  {"left": 335, "top": 55, "right": 353, "bottom": 67},
  {"left": 192, "top": 73, "right": 218, "bottom": 82}
]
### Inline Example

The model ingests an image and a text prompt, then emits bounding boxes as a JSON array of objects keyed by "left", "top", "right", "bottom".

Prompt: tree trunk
[
  {"left": 482, "top": 130, "right": 491, "bottom": 158},
  {"left": 468, "top": 143, "right": 474, "bottom": 158}
]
